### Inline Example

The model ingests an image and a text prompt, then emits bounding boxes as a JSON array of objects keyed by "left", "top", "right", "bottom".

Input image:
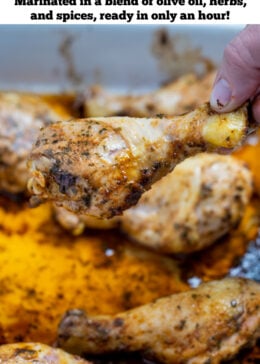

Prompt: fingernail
[
  {"left": 210, "top": 79, "right": 232, "bottom": 109},
  {"left": 252, "top": 95, "right": 260, "bottom": 124}
]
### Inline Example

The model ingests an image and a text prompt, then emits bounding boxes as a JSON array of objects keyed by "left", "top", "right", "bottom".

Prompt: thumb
[{"left": 210, "top": 25, "right": 260, "bottom": 112}]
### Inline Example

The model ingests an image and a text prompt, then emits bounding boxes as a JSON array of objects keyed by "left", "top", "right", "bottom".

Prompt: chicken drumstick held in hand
[{"left": 28, "top": 103, "right": 249, "bottom": 218}]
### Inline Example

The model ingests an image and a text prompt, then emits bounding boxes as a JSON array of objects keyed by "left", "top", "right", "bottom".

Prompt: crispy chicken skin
[
  {"left": 121, "top": 153, "right": 253, "bottom": 253},
  {"left": 58, "top": 278, "right": 260, "bottom": 364},
  {"left": 28, "top": 103, "right": 249, "bottom": 218},
  {"left": 0, "top": 342, "right": 90, "bottom": 363},
  {"left": 0, "top": 92, "right": 70, "bottom": 194},
  {"left": 83, "top": 72, "right": 215, "bottom": 117}
]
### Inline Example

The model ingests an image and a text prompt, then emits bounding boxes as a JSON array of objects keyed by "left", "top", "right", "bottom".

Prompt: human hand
[{"left": 210, "top": 25, "right": 260, "bottom": 123}]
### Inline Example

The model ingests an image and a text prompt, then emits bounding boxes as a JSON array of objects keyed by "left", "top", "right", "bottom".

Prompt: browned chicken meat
[
  {"left": 0, "top": 342, "right": 90, "bottom": 363},
  {"left": 121, "top": 153, "right": 253, "bottom": 253},
  {"left": 58, "top": 278, "right": 260, "bottom": 364},
  {"left": 83, "top": 72, "right": 215, "bottom": 117},
  {"left": 0, "top": 92, "right": 70, "bottom": 194},
  {"left": 28, "top": 103, "right": 249, "bottom": 219}
]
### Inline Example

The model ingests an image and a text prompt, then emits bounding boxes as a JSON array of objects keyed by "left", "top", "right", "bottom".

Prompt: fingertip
[
  {"left": 210, "top": 77, "right": 249, "bottom": 113},
  {"left": 210, "top": 78, "right": 232, "bottom": 111}
]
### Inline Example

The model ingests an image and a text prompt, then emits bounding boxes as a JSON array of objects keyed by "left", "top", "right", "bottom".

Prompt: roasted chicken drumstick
[
  {"left": 28, "top": 103, "right": 249, "bottom": 218},
  {"left": 0, "top": 92, "right": 70, "bottom": 194},
  {"left": 121, "top": 153, "right": 253, "bottom": 253},
  {"left": 58, "top": 278, "right": 260, "bottom": 364},
  {"left": 83, "top": 72, "right": 215, "bottom": 117},
  {"left": 0, "top": 342, "right": 90, "bottom": 363}
]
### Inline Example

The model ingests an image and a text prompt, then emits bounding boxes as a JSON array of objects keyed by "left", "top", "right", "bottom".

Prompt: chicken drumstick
[
  {"left": 58, "top": 278, "right": 260, "bottom": 364},
  {"left": 28, "top": 103, "right": 249, "bottom": 218}
]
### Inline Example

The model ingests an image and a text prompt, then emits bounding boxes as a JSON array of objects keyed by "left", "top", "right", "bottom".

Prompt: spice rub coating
[
  {"left": 58, "top": 278, "right": 260, "bottom": 364},
  {"left": 28, "top": 103, "right": 249, "bottom": 218}
]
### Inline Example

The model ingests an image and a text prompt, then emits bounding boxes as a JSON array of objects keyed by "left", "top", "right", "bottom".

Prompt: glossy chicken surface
[
  {"left": 58, "top": 278, "right": 260, "bottom": 364},
  {"left": 28, "top": 103, "right": 249, "bottom": 218},
  {"left": 83, "top": 72, "right": 215, "bottom": 117},
  {"left": 121, "top": 153, "right": 253, "bottom": 253},
  {"left": 0, "top": 92, "right": 70, "bottom": 194},
  {"left": 0, "top": 342, "right": 90, "bottom": 363}
]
